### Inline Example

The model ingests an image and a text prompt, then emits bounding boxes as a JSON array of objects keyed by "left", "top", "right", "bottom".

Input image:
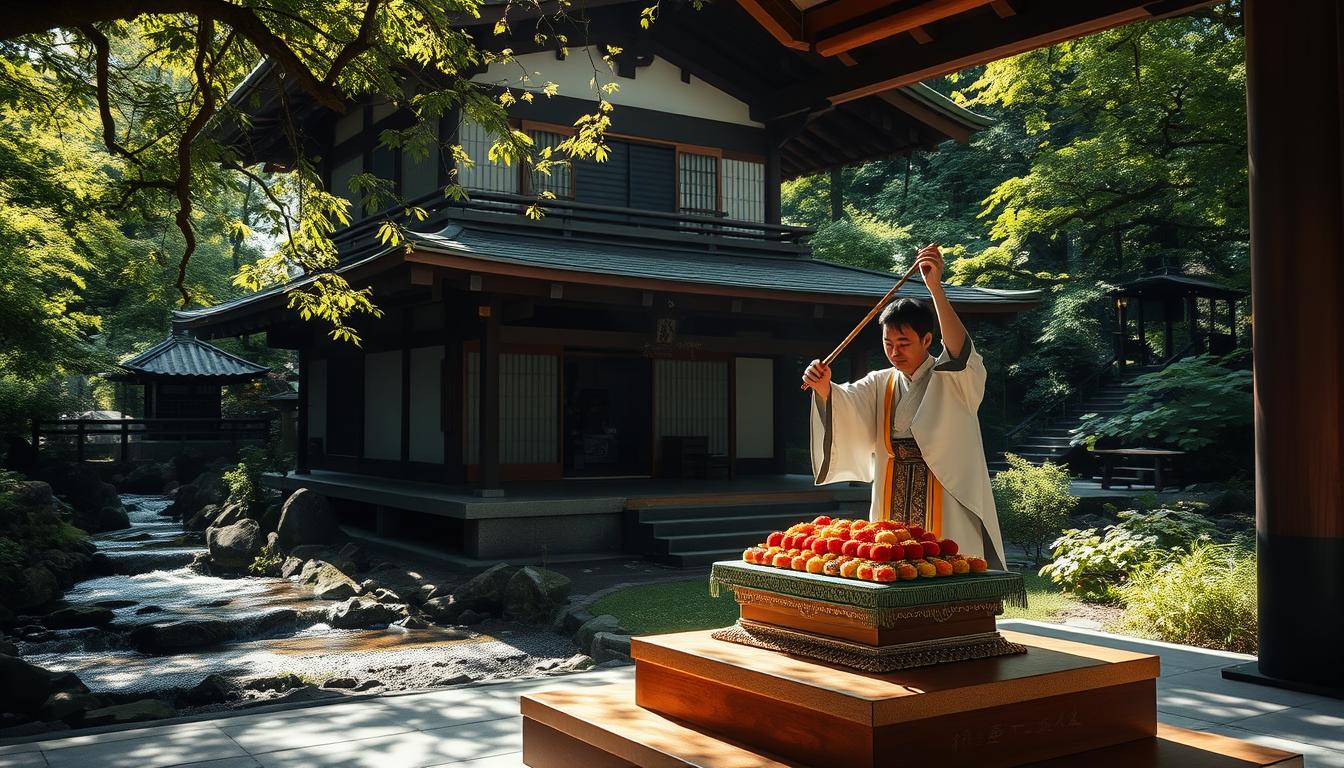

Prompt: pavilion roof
[
  {"left": 1114, "top": 273, "right": 1246, "bottom": 300},
  {"left": 116, "top": 334, "right": 270, "bottom": 382}
]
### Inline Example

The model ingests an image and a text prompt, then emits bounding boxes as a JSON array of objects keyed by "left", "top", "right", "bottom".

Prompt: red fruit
[
  {"left": 932, "top": 558, "right": 954, "bottom": 577},
  {"left": 896, "top": 562, "right": 918, "bottom": 581},
  {"left": 766, "top": 531, "right": 785, "bottom": 548},
  {"left": 968, "top": 557, "right": 989, "bottom": 573},
  {"left": 871, "top": 520, "right": 896, "bottom": 532},
  {"left": 938, "top": 539, "right": 959, "bottom": 556},
  {"left": 856, "top": 563, "right": 876, "bottom": 581},
  {"left": 857, "top": 543, "right": 875, "bottom": 559},
  {"left": 835, "top": 528, "right": 852, "bottom": 541},
  {"left": 907, "top": 526, "right": 925, "bottom": 539},
  {"left": 781, "top": 535, "right": 795, "bottom": 550},
  {"left": 870, "top": 543, "right": 894, "bottom": 562},
  {"left": 921, "top": 540, "right": 941, "bottom": 558},
  {"left": 772, "top": 553, "right": 792, "bottom": 568},
  {"left": 874, "top": 565, "right": 898, "bottom": 582},
  {"left": 827, "top": 538, "right": 846, "bottom": 555},
  {"left": 742, "top": 548, "right": 755, "bottom": 563},
  {"left": 850, "top": 520, "right": 869, "bottom": 531},
  {"left": 853, "top": 528, "right": 876, "bottom": 543},
  {"left": 902, "top": 542, "right": 925, "bottom": 561},
  {"left": 813, "top": 515, "right": 833, "bottom": 526},
  {"left": 842, "top": 540, "right": 862, "bottom": 558},
  {"left": 802, "top": 535, "right": 818, "bottom": 552}
]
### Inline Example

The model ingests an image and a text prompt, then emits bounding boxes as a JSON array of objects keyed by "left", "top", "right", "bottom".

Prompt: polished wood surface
[
  {"left": 522, "top": 682, "right": 1300, "bottom": 768},
  {"left": 734, "top": 586, "right": 1000, "bottom": 645},
  {"left": 631, "top": 629, "right": 1159, "bottom": 725}
]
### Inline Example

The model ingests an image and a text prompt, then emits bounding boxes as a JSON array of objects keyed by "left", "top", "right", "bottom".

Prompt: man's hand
[
  {"left": 915, "top": 243, "right": 944, "bottom": 287},
  {"left": 802, "top": 359, "right": 831, "bottom": 400}
]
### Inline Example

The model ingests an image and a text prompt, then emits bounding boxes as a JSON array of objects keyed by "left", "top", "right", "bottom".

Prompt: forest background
[{"left": 0, "top": 1, "right": 1249, "bottom": 461}]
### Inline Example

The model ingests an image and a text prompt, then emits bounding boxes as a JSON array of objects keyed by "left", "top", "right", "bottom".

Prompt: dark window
[
  {"left": 325, "top": 357, "right": 363, "bottom": 456},
  {"left": 573, "top": 140, "right": 676, "bottom": 212}
]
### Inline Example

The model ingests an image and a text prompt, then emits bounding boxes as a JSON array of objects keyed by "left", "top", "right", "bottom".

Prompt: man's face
[{"left": 883, "top": 323, "right": 933, "bottom": 375}]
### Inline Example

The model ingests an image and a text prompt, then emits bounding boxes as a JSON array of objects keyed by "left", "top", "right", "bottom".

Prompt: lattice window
[
  {"left": 722, "top": 159, "right": 765, "bottom": 223},
  {"left": 679, "top": 151, "right": 720, "bottom": 216},
  {"left": 456, "top": 116, "right": 519, "bottom": 194},
  {"left": 527, "top": 130, "right": 573, "bottom": 199}
]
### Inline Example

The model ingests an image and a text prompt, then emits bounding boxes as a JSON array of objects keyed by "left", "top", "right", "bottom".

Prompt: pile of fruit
[{"left": 742, "top": 516, "right": 989, "bottom": 583}]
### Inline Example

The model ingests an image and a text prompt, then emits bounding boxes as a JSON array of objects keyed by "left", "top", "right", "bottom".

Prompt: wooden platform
[
  {"left": 521, "top": 682, "right": 1303, "bottom": 768},
  {"left": 520, "top": 628, "right": 1303, "bottom": 768}
]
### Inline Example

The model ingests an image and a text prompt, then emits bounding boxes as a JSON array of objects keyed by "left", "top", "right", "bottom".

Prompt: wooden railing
[
  {"left": 1002, "top": 355, "right": 1119, "bottom": 447},
  {"left": 33, "top": 416, "right": 273, "bottom": 464}
]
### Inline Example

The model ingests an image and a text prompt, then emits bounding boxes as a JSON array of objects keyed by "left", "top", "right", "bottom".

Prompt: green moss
[{"left": 591, "top": 572, "right": 1086, "bottom": 636}]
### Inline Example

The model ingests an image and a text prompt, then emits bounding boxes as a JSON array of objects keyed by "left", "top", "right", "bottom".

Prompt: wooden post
[
  {"left": 1223, "top": 0, "right": 1344, "bottom": 696},
  {"left": 296, "top": 349, "right": 310, "bottom": 475},
  {"left": 478, "top": 297, "right": 502, "bottom": 493},
  {"left": 1117, "top": 301, "right": 1128, "bottom": 369},
  {"left": 400, "top": 309, "right": 412, "bottom": 470},
  {"left": 1163, "top": 301, "right": 1174, "bottom": 361},
  {"left": 764, "top": 144, "right": 782, "bottom": 225},
  {"left": 120, "top": 419, "right": 129, "bottom": 465},
  {"left": 1134, "top": 298, "right": 1146, "bottom": 365}
]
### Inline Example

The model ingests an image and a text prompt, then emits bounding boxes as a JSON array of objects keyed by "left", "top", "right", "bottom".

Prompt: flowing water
[{"left": 21, "top": 495, "right": 578, "bottom": 695}]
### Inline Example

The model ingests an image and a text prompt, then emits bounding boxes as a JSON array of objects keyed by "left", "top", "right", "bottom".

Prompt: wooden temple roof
[{"left": 114, "top": 334, "right": 270, "bottom": 383}]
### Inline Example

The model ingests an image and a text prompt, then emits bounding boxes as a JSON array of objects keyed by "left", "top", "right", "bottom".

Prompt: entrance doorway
[{"left": 563, "top": 355, "right": 653, "bottom": 477}]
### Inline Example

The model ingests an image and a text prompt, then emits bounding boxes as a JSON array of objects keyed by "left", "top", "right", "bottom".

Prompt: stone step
[
  {"left": 652, "top": 548, "right": 745, "bottom": 568},
  {"left": 655, "top": 529, "right": 786, "bottom": 555},
  {"left": 634, "top": 500, "right": 835, "bottom": 524}
]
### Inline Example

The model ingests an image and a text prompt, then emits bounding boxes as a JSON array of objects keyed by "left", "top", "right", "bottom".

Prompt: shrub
[
  {"left": 1114, "top": 544, "right": 1257, "bottom": 653},
  {"left": 249, "top": 541, "right": 284, "bottom": 577},
  {"left": 993, "top": 454, "right": 1077, "bottom": 564},
  {"left": 224, "top": 445, "right": 284, "bottom": 510},
  {"left": 1039, "top": 504, "right": 1218, "bottom": 602}
]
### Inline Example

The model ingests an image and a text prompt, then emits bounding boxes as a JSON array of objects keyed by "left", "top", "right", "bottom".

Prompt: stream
[{"left": 19, "top": 495, "right": 581, "bottom": 700}]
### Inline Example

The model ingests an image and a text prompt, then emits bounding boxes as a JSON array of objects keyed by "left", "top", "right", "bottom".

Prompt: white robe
[{"left": 810, "top": 339, "right": 1007, "bottom": 569}]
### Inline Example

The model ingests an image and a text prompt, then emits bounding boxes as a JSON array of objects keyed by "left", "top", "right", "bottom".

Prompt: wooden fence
[{"left": 33, "top": 416, "right": 273, "bottom": 464}]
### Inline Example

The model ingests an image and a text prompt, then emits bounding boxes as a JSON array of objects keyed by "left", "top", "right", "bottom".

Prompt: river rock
[
  {"left": 456, "top": 609, "right": 485, "bottom": 626},
  {"left": 245, "top": 672, "right": 306, "bottom": 692},
  {"left": 12, "top": 480, "right": 53, "bottom": 508},
  {"left": 265, "top": 685, "right": 337, "bottom": 706},
  {"left": 212, "top": 502, "right": 247, "bottom": 529},
  {"left": 135, "top": 605, "right": 164, "bottom": 615},
  {"left": 312, "top": 567, "right": 359, "bottom": 600},
  {"left": 321, "top": 677, "right": 358, "bottom": 689},
  {"left": 432, "top": 673, "right": 475, "bottom": 687},
  {"left": 575, "top": 614, "right": 628, "bottom": 653},
  {"left": 0, "top": 654, "right": 89, "bottom": 714},
  {"left": 120, "top": 462, "right": 171, "bottom": 494},
  {"left": 186, "top": 674, "right": 238, "bottom": 706},
  {"left": 185, "top": 503, "right": 221, "bottom": 532},
  {"left": 190, "top": 468, "right": 227, "bottom": 508},
  {"left": 82, "top": 699, "right": 175, "bottom": 726},
  {"left": 447, "top": 563, "right": 517, "bottom": 618},
  {"left": 206, "top": 518, "right": 261, "bottom": 571},
  {"left": 0, "top": 640, "right": 16, "bottom": 656},
  {"left": 502, "top": 566, "right": 572, "bottom": 624},
  {"left": 279, "top": 556, "right": 305, "bottom": 579},
  {"left": 38, "top": 691, "right": 102, "bottom": 723},
  {"left": 38, "top": 549, "right": 91, "bottom": 588},
  {"left": 93, "top": 504, "right": 131, "bottom": 532},
  {"left": 275, "top": 489, "right": 338, "bottom": 551},
  {"left": 169, "top": 483, "right": 200, "bottom": 518},
  {"left": 389, "top": 616, "right": 430, "bottom": 631},
  {"left": 421, "top": 596, "right": 459, "bottom": 623},
  {"left": 42, "top": 606, "right": 114, "bottom": 630},
  {"left": 325, "top": 597, "right": 405, "bottom": 629},
  {"left": 13, "top": 564, "right": 59, "bottom": 611},
  {"left": 127, "top": 619, "right": 232, "bottom": 654}
]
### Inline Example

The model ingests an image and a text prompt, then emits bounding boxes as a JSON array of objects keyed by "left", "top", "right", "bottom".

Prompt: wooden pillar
[
  {"left": 1223, "top": 0, "right": 1344, "bottom": 695},
  {"left": 478, "top": 297, "right": 502, "bottom": 493},
  {"left": 829, "top": 167, "right": 844, "bottom": 222},
  {"left": 296, "top": 349, "right": 310, "bottom": 475},
  {"left": 400, "top": 310, "right": 412, "bottom": 471},
  {"left": 1116, "top": 300, "right": 1128, "bottom": 369},
  {"left": 1227, "top": 298, "right": 1238, "bottom": 348},
  {"left": 1135, "top": 299, "right": 1146, "bottom": 365},
  {"left": 1163, "top": 301, "right": 1174, "bottom": 361},
  {"left": 764, "top": 144, "right": 782, "bottom": 225}
]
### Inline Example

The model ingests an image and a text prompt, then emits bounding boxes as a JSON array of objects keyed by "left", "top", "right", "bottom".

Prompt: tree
[{"left": 2, "top": 1, "right": 622, "bottom": 342}]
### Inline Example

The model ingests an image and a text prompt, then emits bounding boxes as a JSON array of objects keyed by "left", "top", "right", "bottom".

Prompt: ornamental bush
[
  {"left": 992, "top": 454, "right": 1077, "bottom": 564},
  {"left": 1039, "top": 503, "right": 1218, "bottom": 602},
  {"left": 1114, "top": 544, "right": 1257, "bottom": 653}
]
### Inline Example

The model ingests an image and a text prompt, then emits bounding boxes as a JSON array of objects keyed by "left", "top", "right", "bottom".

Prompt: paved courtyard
[{"left": 1, "top": 621, "right": 1341, "bottom": 767}]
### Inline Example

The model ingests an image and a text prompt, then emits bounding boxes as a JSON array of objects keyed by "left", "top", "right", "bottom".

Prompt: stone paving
[{"left": 2, "top": 621, "right": 1341, "bottom": 768}]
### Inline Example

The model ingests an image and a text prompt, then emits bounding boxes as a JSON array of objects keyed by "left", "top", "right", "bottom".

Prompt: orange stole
[{"left": 878, "top": 372, "right": 944, "bottom": 536}]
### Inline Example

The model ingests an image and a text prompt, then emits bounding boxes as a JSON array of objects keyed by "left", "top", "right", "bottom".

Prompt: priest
[{"left": 802, "top": 244, "right": 1007, "bottom": 569}]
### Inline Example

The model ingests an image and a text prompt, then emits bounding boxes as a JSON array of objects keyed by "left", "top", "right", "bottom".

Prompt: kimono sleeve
[
  {"left": 932, "top": 336, "right": 987, "bottom": 410},
  {"left": 810, "top": 370, "right": 885, "bottom": 484}
]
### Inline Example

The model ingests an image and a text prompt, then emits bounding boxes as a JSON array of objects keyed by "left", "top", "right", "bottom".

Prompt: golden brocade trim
[{"left": 712, "top": 620, "right": 1028, "bottom": 672}]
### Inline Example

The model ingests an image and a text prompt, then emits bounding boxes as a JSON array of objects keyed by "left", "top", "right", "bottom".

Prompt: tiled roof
[
  {"left": 409, "top": 226, "right": 1040, "bottom": 306},
  {"left": 118, "top": 334, "right": 269, "bottom": 381}
]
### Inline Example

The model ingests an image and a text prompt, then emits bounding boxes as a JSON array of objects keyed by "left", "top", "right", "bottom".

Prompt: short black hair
[{"left": 878, "top": 298, "right": 937, "bottom": 339}]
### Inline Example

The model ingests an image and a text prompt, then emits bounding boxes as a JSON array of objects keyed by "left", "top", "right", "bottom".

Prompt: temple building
[{"left": 179, "top": 0, "right": 1041, "bottom": 562}]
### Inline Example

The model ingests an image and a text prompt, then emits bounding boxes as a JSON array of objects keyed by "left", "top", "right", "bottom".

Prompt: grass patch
[{"left": 591, "top": 572, "right": 1086, "bottom": 636}]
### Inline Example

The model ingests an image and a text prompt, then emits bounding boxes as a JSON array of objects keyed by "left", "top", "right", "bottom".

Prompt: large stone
[
  {"left": 42, "top": 606, "right": 114, "bottom": 630},
  {"left": 82, "top": 699, "right": 175, "bottom": 726},
  {"left": 185, "top": 503, "right": 221, "bottom": 532},
  {"left": 206, "top": 519, "right": 261, "bottom": 571},
  {"left": 13, "top": 564, "right": 59, "bottom": 611},
  {"left": 274, "top": 489, "right": 338, "bottom": 551},
  {"left": 212, "top": 502, "right": 247, "bottom": 529},
  {"left": 590, "top": 631, "right": 633, "bottom": 665},
  {"left": 448, "top": 563, "right": 518, "bottom": 617},
  {"left": 120, "top": 462, "right": 171, "bottom": 494},
  {"left": 279, "top": 556, "right": 306, "bottom": 579},
  {"left": 94, "top": 504, "right": 131, "bottom": 532},
  {"left": 185, "top": 674, "right": 238, "bottom": 706},
  {"left": 169, "top": 483, "right": 200, "bottom": 518},
  {"left": 190, "top": 469, "right": 227, "bottom": 508},
  {"left": 503, "top": 566, "right": 572, "bottom": 624},
  {"left": 39, "top": 549, "right": 91, "bottom": 589},
  {"left": 0, "top": 654, "right": 89, "bottom": 714},
  {"left": 127, "top": 619, "right": 232, "bottom": 654},
  {"left": 12, "top": 480, "right": 53, "bottom": 508},
  {"left": 422, "top": 595, "right": 460, "bottom": 623},
  {"left": 312, "top": 566, "right": 360, "bottom": 601},
  {"left": 37, "top": 691, "right": 102, "bottom": 723},
  {"left": 575, "top": 614, "right": 628, "bottom": 654},
  {"left": 325, "top": 597, "right": 405, "bottom": 629}
]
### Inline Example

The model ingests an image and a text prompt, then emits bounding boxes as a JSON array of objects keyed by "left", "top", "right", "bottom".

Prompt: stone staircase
[
  {"left": 626, "top": 494, "right": 869, "bottom": 568},
  {"left": 990, "top": 365, "right": 1159, "bottom": 472}
]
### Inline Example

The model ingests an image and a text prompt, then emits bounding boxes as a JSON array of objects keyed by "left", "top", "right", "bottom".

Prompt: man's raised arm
[{"left": 914, "top": 245, "right": 967, "bottom": 360}]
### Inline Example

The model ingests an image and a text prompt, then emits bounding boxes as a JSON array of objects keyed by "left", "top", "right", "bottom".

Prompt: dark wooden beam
[
  {"left": 990, "top": 0, "right": 1016, "bottom": 18},
  {"left": 733, "top": 0, "right": 809, "bottom": 50},
  {"left": 477, "top": 297, "right": 501, "bottom": 491},
  {"left": 876, "top": 90, "right": 973, "bottom": 144},
  {"left": 754, "top": 0, "right": 1213, "bottom": 121},
  {"left": 815, "top": 0, "right": 996, "bottom": 58},
  {"left": 909, "top": 26, "right": 934, "bottom": 44}
]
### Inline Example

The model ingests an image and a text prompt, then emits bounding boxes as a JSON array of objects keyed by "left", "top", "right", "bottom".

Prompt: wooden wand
[{"left": 800, "top": 249, "right": 930, "bottom": 391}]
